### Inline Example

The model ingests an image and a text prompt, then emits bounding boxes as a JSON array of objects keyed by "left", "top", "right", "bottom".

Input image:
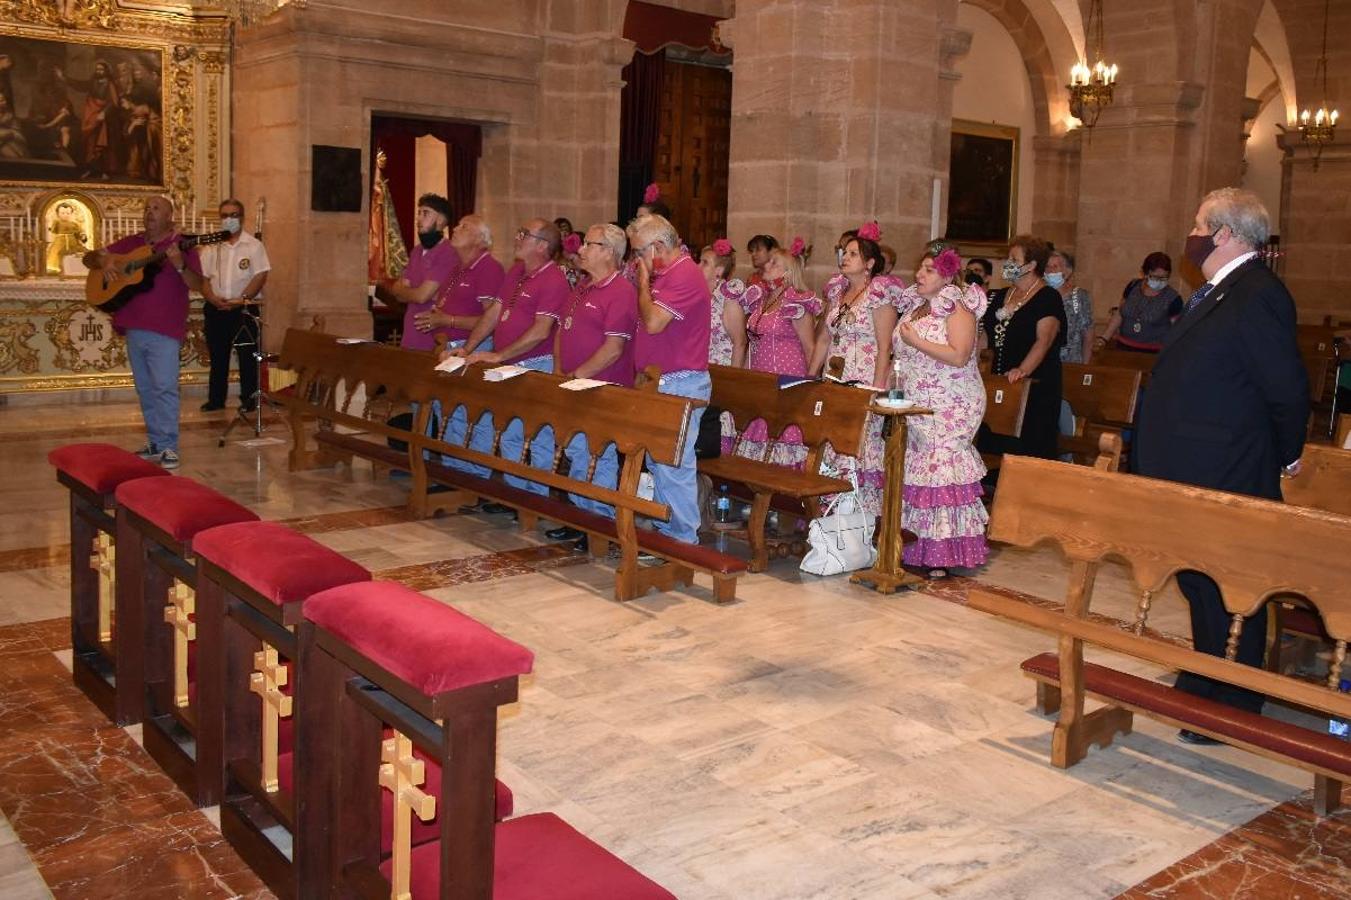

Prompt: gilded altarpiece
[{"left": 0, "top": 0, "right": 230, "bottom": 393}]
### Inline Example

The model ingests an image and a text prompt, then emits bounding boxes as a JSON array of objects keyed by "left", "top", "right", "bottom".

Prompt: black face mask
[
  {"left": 964, "top": 271, "right": 985, "bottom": 286},
  {"left": 418, "top": 230, "right": 443, "bottom": 250}
]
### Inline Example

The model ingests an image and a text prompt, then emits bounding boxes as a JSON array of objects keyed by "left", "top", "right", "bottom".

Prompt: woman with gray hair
[{"left": 1046, "top": 248, "right": 1093, "bottom": 364}]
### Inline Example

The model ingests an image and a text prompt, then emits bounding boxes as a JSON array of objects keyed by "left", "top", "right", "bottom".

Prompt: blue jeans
[
  {"left": 648, "top": 370, "right": 709, "bottom": 543},
  {"left": 433, "top": 338, "right": 492, "bottom": 475},
  {"left": 497, "top": 355, "right": 554, "bottom": 494},
  {"left": 125, "top": 328, "right": 182, "bottom": 452},
  {"left": 563, "top": 433, "right": 620, "bottom": 518}
]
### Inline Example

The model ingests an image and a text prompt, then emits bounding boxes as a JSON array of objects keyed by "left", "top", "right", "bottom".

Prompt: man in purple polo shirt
[
  {"left": 632, "top": 214, "right": 711, "bottom": 544},
  {"left": 83, "top": 195, "right": 205, "bottom": 469},
  {"left": 377, "top": 193, "right": 456, "bottom": 352},
  {"left": 412, "top": 214, "right": 503, "bottom": 350},
  {"left": 441, "top": 218, "right": 569, "bottom": 496},
  {"left": 538, "top": 223, "right": 637, "bottom": 545}
]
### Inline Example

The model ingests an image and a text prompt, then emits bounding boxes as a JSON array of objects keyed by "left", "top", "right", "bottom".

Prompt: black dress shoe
[
  {"left": 481, "top": 502, "right": 515, "bottom": 516},
  {"left": 200, "top": 401, "right": 225, "bottom": 412},
  {"left": 1177, "top": 729, "right": 1223, "bottom": 746},
  {"left": 546, "top": 525, "right": 585, "bottom": 541}
]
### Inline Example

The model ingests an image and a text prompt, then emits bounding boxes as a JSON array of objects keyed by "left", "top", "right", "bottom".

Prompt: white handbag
[{"left": 800, "top": 482, "right": 876, "bottom": 576}]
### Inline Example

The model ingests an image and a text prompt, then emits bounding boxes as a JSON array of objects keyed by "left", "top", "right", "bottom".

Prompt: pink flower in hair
[
  {"left": 562, "top": 233, "right": 582, "bottom": 255},
  {"left": 934, "top": 247, "right": 962, "bottom": 279},
  {"left": 712, "top": 238, "right": 733, "bottom": 257},
  {"left": 789, "top": 236, "right": 806, "bottom": 257},
  {"left": 857, "top": 220, "right": 882, "bottom": 242},
  {"left": 643, "top": 183, "right": 661, "bottom": 204}
]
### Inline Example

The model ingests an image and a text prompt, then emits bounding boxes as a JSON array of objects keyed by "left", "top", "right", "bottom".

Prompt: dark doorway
[{"left": 369, "top": 115, "right": 481, "bottom": 249}]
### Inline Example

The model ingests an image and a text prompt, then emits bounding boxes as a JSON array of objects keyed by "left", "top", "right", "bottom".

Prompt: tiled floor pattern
[{"left": 0, "top": 401, "right": 1347, "bottom": 898}]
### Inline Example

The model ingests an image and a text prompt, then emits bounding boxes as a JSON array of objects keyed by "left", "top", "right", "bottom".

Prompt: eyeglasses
[
  {"left": 515, "top": 229, "right": 549, "bottom": 242},
  {"left": 583, "top": 240, "right": 606, "bottom": 249}
]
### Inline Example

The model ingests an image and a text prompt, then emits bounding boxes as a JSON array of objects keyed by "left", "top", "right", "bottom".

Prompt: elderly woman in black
[{"left": 979, "top": 234, "right": 1066, "bottom": 460}]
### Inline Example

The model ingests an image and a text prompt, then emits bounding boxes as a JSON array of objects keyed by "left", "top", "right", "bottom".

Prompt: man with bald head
[
  {"left": 442, "top": 218, "right": 570, "bottom": 494},
  {"left": 83, "top": 195, "right": 204, "bottom": 469}
]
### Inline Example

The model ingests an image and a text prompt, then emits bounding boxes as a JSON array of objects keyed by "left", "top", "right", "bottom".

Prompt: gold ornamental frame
[{"left": 946, "top": 118, "right": 1021, "bottom": 258}]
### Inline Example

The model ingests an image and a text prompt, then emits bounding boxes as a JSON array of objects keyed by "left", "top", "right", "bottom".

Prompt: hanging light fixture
[
  {"left": 1068, "top": 0, "right": 1118, "bottom": 133},
  {"left": 1298, "top": 0, "right": 1339, "bottom": 170}
]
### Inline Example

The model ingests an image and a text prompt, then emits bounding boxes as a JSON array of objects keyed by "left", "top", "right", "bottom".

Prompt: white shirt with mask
[
  {"left": 1204, "top": 250, "right": 1258, "bottom": 289},
  {"left": 200, "top": 230, "right": 271, "bottom": 302}
]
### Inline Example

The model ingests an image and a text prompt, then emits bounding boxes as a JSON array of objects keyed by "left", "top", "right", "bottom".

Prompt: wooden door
[{"left": 654, "top": 61, "right": 731, "bottom": 252}]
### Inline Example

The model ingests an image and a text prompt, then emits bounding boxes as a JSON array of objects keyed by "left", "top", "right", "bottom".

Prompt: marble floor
[{"left": 0, "top": 397, "right": 1348, "bottom": 899}]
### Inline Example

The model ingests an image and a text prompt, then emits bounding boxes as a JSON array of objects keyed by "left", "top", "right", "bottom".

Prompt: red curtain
[
  {"left": 618, "top": 50, "right": 666, "bottom": 221},
  {"left": 370, "top": 117, "right": 482, "bottom": 248}
]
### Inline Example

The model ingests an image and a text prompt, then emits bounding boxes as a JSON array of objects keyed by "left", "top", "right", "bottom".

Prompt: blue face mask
[
  {"left": 1045, "top": 272, "right": 1065, "bottom": 289},
  {"left": 1146, "top": 277, "right": 1168, "bottom": 291}
]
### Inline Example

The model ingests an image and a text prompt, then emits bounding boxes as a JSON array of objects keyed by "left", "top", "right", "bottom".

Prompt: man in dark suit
[{"left": 1134, "top": 187, "right": 1309, "bottom": 742}]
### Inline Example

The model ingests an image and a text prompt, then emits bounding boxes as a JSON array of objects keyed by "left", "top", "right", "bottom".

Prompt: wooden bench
[
  {"left": 701, "top": 365, "right": 875, "bottom": 572},
  {"left": 295, "top": 581, "right": 674, "bottom": 899},
  {"left": 1093, "top": 347, "right": 1157, "bottom": 385},
  {"left": 1059, "top": 363, "right": 1141, "bottom": 471},
  {"left": 966, "top": 455, "right": 1351, "bottom": 816},
  {"left": 409, "top": 365, "right": 749, "bottom": 604},
  {"left": 47, "top": 444, "right": 170, "bottom": 724},
  {"left": 978, "top": 371, "right": 1030, "bottom": 470}
]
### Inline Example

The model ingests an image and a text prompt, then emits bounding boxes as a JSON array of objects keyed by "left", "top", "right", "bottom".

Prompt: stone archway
[{"left": 960, "top": 0, "right": 1077, "bottom": 139}]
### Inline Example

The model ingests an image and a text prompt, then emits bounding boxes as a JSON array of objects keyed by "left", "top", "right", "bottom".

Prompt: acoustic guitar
[{"left": 85, "top": 230, "right": 231, "bottom": 313}]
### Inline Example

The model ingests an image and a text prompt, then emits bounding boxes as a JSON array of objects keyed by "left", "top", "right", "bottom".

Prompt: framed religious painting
[
  {"left": 0, "top": 33, "right": 167, "bottom": 187},
  {"left": 945, "top": 119, "right": 1019, "bottom": 247}
]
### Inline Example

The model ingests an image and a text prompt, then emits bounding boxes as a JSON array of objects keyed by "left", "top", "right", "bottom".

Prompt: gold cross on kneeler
[
  {"left": 248, "top": 646, "right": 292, "bottom": 793},
  {"left": 90, "top": 532, "right": 115, "bottom": 643},
  {"left": 163, "top": 581, "right": 195, "bottom": 708},
  {"left": 379, "top": 732, "right": 437, "bottom": 900}
]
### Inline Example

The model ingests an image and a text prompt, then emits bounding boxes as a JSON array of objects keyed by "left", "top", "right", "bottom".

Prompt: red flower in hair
[
  {"left": 857, "top": 220, "right": 882, "bottom": 241},
  {"left": 934, "top": 247, "right": 962, "bottom": 279},
  {"left": 789, "top": 236, "right": 806, "bottom": 257},
  {"left": 643, "top": 183, "right": 661, "bottom": 204},
  {"left": 562, "top": 233, "right": 582, "bottom": 255},
  {"left": 712, "top": 238, "right": 733, "bottom": 257}
]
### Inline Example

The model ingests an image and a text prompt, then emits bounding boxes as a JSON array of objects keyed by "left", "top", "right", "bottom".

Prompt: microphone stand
[{"left": 217, "top": 303, "right": 280, "bottom": 446}]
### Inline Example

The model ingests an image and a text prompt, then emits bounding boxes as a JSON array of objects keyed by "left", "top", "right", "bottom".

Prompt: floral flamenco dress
[
  {"left": 711, "top": 277, "right": 749, "bottom": 453},
  {"left": 894, "top": 283, "right": 989, "bottom": 568},
  {"left": 735, "top": 283, "right": 821, "bottom": 467},
  {"left": 819, "top": 274, "right": 898, "bottom": 519}
]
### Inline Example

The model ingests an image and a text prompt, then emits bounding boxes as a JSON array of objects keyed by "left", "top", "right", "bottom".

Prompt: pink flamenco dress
[
  {"left": 733, "top": 283, "right": 821, "bottom": 468},
  {"left": 893, "top": 283, "right": 989, "bottom": 569},
  {"left": 819, "top": 274, "right": 899, "bottom": 519}
]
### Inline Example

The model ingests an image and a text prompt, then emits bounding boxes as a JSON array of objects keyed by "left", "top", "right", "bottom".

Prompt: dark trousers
[
  {"left": 203, "top": 304, "right": 259, "bottom": 407},
  {"left": 1173, "top": 570, "right": 1268, "bottom": 713}
]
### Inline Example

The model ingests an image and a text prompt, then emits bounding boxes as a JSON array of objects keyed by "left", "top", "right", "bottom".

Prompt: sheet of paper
[
  {"left": 484, "top": 365, "right": 530, "bottom": 382},
  {"left": 336, "top": 337, "right": 372, "bottom": 345},
  {"left": 560, "top": 378, "right": 609, "bottom": 391},
  {"left": 434, "top": 356, "right": 467, "bottom": 373}
]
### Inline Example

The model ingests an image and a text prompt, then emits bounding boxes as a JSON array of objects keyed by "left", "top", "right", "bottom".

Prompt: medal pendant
[
  {"left": 563, "top": 317, "right": 573, "bottom": 330},
  {"left": 501, "top": 310, "right": 510, "bottom": 322},
  {"left": 1132, "top": 321, "right": 1141, "bottom": 333}
]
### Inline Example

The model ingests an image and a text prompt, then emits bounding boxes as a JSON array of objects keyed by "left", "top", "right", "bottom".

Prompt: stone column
[
  {"left": 723, "top": 0, "right": 960, "bottom": 287},
  {"left": 1030, "top": 132, "right": 1081, "bottom": 251}
]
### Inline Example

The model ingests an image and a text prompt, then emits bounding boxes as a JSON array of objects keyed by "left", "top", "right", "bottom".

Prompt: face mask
[
  {"left": 1184, "top": 228, "right": 1221, "bottom": 270},
  {"left": 1001, "top": 259, "right": 1024, "bottom": 281},
  {"left": 1044, "top": 272, "right": 1065, "bottom": 289},
  {"left": 220, "top": 215, "right": 241, "bottom": 235},
  {"left": 418, "top": 229, "right": 443, "bottom": 250},
  {"left": 1146, "top": 277, "right": 1168, "bottom": 291},
  {"left": 964, "top": 271, "right": 985, "bottom": 286}
]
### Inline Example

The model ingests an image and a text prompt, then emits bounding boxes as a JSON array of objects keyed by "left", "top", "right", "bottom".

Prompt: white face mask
[
  {"left": 1146, "top": 277, "right": 1168, "bottom": 291},
  {"left": 221, "top": 215, "right": 242, "bottom": 235}
]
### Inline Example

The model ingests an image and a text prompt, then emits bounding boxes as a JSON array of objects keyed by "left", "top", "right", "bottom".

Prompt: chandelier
[
  {"left": 1298, "top": 0, "right": 1340, "bottom": 170},
  {"left": 1068, "top": 0, "right": 1118, "bottom": 132}
]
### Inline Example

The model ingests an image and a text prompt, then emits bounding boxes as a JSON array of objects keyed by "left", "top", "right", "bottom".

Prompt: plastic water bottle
[
  {"left": 887, "top": 359, "right": 905, "bottom": 402},
  {"left": 715, "top": 486, "right": 732, "bottom": 524},
  {"left": 1330, "top": 678, "right": 1351, "bottom": 740}
]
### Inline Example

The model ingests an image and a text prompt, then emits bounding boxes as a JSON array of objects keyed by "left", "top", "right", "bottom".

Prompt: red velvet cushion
[
  {"left": 115, "top": 477, "right": 258, "bottom": 544},
  {"left": 276, "top": 750, "right": 513, "bottom": 842},
  {"left": 304, "top": 582, "right": 534, "bottom": 697},
  {"left": 388, "top": 813, "right": 675, "bottom": 899},
  {"left": 194, "top": 521, "right": 371, "bottom": 605},
  {"left": 49, "top": 443, "right": 169, "bottom": 496}
]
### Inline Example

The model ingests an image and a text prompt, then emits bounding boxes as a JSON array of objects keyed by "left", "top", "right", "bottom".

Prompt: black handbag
[{"left": 694, "top": 404, "right": 723, "bottom": 459}]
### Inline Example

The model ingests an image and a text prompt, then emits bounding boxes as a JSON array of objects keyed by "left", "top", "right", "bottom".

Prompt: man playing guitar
[{"left": 83, "top": 195, "right": 205, "bottom": 469}]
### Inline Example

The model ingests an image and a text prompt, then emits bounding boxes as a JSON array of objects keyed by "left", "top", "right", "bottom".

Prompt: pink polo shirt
[
  {"left": 108, "top": 232, "right": 203, "bottom": 342},
  {"left": 634, "top": 253, "right": 711, "bottom": 374},
  {"left": 488, "top": 260, "right": 570, "bottom": 363},
  {"left": 436, "top": 250, "right": 505, "bottom": 344},
  {"left": 555, "top": 272, "right": 638, "bottom": 386},
  {"left": 399, "top": 240, "right": 459, "bottom": 351}
]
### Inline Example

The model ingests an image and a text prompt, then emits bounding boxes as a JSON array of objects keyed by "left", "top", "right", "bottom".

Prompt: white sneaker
[
  {"left": 134, "top": 444, "right": 158, "bottom": 460},
  {"left": 159, "top": 449, "right": 180, "bottom": 469}
]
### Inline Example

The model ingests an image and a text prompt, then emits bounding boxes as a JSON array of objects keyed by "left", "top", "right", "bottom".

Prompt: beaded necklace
[{"left": 992, "top": 280, "right": 1042, "bottom": 370}]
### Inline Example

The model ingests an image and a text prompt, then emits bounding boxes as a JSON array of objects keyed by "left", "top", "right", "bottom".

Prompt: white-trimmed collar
[{"left": 1207, "top": 250, "right": 1258, "bottom": 288}]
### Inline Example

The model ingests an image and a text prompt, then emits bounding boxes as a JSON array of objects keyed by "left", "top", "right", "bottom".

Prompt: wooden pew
[
  {"left": 295, "top": 581, "right": 674, "bottom": 899},
  {"left": 1092, "top": 347, "right": 1157, "bottom": 385},
  {"left": 978, "top": 371, "right": 1030, "bottom": 470},
  {"left": 47, "top": 445, "right": 170, "bottom": 723},
  {"left": 411, "top": 365, "right": 749, "bottom": 604},
  {"left": 966, "top": 456, "right": 1351, "bottom": 816},
  {"left": 1059, "top": 363, "right": 1142, "bottom": 471},
  {"left": 701, "top": 365, "right": 875, "bottom": 572},
  {"left": 1338, "top": 413, "right": 1351, "bottom": 448}
]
